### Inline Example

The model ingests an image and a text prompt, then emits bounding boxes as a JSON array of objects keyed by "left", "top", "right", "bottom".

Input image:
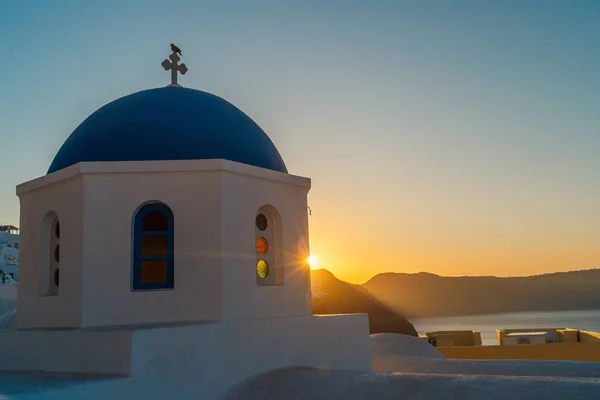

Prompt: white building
[
  {"left": 0, "top": 49, "right": 371, "bottom": 399},
  {"left": 0, "top": 225, "right": 19, "bottom": 281}
]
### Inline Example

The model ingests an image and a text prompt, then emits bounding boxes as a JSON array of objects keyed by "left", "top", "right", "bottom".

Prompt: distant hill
[
  {"left": 311, "top": 269, "right": 417, "bottom": 336},
  {"left": 363, "top": 269, "right": 600, "bottom": 318}
]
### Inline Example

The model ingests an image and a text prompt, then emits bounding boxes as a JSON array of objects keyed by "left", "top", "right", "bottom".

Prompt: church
[
  {"left": 3, "top": 47, "right": 595, "bottom": 400},
  {"left": 0, "top": 48, "right": 371, "bottom": 398}
]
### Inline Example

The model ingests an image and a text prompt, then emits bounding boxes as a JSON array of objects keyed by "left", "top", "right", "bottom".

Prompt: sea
[{"left": 411, "top": 309, "right": 600, "bottom": 345}]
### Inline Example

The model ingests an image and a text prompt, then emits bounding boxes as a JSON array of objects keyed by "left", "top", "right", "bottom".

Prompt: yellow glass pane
[
  {"left": 140, "top": 261, "right": 167, "bottom": 284},
  {"left": 256, "top": 237, "right": 269, "bottom": 255},
  {"left": 256, "top": 260, "right": 269, "bottom": 279},
  {"left": 141, "top": 235, "right": 168, "bottom": 257}
]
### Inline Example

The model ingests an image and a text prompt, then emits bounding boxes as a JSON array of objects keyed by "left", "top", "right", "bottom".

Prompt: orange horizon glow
[
  {"left": 307, "top": 190, "right": 600, "bottom": 285},
  {"left": 310, "top": 243, "right": 600, "bottom": 285}
]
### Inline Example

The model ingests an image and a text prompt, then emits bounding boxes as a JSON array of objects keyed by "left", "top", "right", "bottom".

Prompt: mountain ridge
[
  {"left": 362, "top": 268, "right": 600, "bottom": 284},
  {"left": 363, "top": 268, "right": 600, "bottom": 318},
  {"left": 310, "top": 269, "right": 417, "bottom": 337}
]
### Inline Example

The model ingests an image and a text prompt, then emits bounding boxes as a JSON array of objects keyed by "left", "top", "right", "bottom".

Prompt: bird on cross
[
  {"left": 162, "top": 44, "right": 188, "bottom": 86},
  {"left": 170, "top": 43, "right": 182, "bottom": 56}
]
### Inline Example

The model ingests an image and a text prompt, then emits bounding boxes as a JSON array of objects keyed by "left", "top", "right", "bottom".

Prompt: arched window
[
  {"left": 132, "top": 203, "right": 174, "bottom": 291},
  {"left": 38, "top": 211, "right": 59, "bottom": 297},
  {"left": 255, "top": 205, "right": 283, "bottom": 286}
]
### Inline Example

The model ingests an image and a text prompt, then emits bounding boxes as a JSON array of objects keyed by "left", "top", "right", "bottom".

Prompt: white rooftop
[{"left": 506, "top": 331, "right": 550, "bottom": 336}]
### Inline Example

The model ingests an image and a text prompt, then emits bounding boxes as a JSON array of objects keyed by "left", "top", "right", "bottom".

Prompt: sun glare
[{"left": 308, "top": 254, "right": 319, "bottom": 269}]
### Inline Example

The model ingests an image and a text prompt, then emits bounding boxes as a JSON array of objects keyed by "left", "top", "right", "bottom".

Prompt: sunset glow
[
  {"left": 0, "top": 3, "right": 598, "bottom": 287},
  {"left": 308, "top": 255, "right": 319, "bottom": 269}
]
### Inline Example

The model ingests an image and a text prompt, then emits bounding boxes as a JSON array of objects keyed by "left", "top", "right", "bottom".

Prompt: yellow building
[{"left": 420, "top": 328, "right": 600, "bottom": 363}]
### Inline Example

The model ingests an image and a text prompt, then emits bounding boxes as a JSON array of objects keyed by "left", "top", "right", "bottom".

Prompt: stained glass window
[
  {"left": 256, "top": 260, "right": 269, "bottom": 279},
  {"left": 256, "top": 214, "right": 268, "bottom": 231},
  {"left": 256, "top": 237, "right": 269, "bottom": 255},
  {"left": 132, "top": 203, "right": 174, "bottom": 291}
]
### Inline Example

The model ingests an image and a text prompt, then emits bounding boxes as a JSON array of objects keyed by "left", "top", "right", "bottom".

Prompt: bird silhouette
[{"left": 170, "top": 43, "right": 182, "bottom": 56}]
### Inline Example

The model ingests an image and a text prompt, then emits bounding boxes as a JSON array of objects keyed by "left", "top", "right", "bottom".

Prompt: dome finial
[{"left": 161, "top": 44, "right": 188, "bottom": 87}]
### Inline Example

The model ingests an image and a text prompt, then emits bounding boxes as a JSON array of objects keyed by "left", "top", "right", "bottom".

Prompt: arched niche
[
  {"left": 255, "top": 205, "right": 283, "bottom": 286},
  {"left": 38, "top": 211, "right": 60, "bottom": 296}
]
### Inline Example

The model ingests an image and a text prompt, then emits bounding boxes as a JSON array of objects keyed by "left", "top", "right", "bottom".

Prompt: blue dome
[{"left": 48, "top": 86, "right": 287, "bottom": 174}]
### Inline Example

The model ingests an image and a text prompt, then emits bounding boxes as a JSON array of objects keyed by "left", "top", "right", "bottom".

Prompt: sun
[{"left": 307, "top": 254, "right": 319, "bottom": 269}]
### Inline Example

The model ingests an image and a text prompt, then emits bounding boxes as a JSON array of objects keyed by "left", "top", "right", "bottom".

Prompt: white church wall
[
  {"left": 0, "top": 314, "right": 371, "bottom": 399},
  {"left": 15, "top": 159, "right": 313, "bottom": 328},
  {"left": 79, "top": 161, "right": 224, "bottom": 327},
  {"left": 0, "top": 329, "right": 132, "bottom": 375},
  {"left": 126, "top": 314, "right": 372, "bottom": 399},
  {"left": 220, "top": 164, "right": 312, "bottom": 320},
  {"left": 16, "top": 169, "right": 85, "bottom": 329}
]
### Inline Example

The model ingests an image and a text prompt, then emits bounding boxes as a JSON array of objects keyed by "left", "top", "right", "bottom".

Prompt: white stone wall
[
  {"left": 0, "top": 314, "right": 372, "bottom": 399},
  {"left": 16, "top": 170, "right": 84, "bottom": 329},
  {"left": 0, "top": 329, "right": 132, "bottom": 374},
  {"left": 16, "top": 160, "right": 312, "bottom": 328},
  {"left": 80, "top": 166, "right": 223, "bottom": 327},
  {"left": 128, "top": 314, "right": 371, "bottom": 398},
  {"left": 220, "top": 168, "right": 312, "bottom": 320}
]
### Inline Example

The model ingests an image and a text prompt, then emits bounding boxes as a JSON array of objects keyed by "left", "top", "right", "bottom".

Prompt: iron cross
[{"left": 162, "top": 49, "right": 188, "bottom": 86}]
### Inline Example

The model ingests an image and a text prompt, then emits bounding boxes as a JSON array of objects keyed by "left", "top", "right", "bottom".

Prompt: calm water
[{"left": 411, "top": 309, "right": 600, "bottom": 345}]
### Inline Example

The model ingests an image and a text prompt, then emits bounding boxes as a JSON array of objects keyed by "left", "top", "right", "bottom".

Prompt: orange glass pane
[
  {"left": 255, "top": 237, "right": 269, "bottom": 255},
  {"left": 256, "top": 260, "right": 269, "bottom": 279},
  {"left": 140, "top": 261, "right": 168, "bottom": 284},
  {"left": 141, "top": 235, "right": 168, "bottom": 257}
]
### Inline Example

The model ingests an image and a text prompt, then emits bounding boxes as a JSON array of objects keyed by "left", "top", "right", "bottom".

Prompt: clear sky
[{"left": 1, "top": 0, "right": 599, "bottom": 283}]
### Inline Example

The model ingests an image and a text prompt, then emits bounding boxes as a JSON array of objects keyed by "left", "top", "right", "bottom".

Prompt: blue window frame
[{"left": 132, "top": 203, "right": 174, "bottom": 291}]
